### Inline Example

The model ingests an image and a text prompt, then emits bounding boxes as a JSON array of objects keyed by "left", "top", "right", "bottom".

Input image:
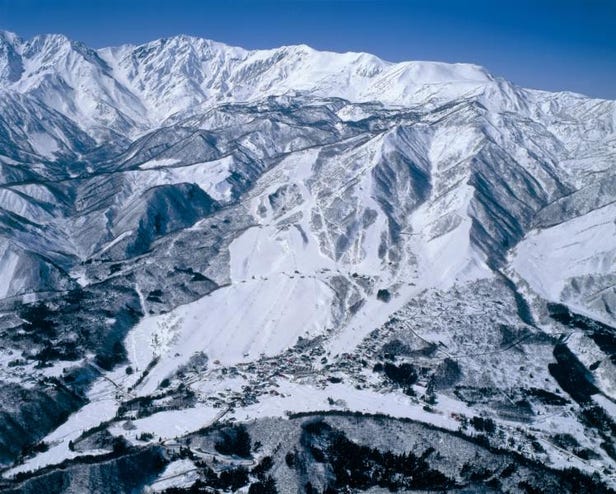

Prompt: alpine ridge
[{"left": 0, "top": 30, "right": 615, "bottom": 493}]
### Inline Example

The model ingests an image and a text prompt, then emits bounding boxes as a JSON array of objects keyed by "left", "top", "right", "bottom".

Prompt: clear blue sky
[{"left": 1, "top": 0, "right": 615, "bottom": 99}]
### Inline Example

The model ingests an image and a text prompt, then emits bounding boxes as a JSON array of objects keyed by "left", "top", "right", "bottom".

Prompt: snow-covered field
[{"left": 512, "top": 202, "right": 616, "bottom": 305}]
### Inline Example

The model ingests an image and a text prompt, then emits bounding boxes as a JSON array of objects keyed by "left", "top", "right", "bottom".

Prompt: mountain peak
[
  {"left": 0, "top": 30, "right": 587, "bottom": 137},
  {"left": 0, "top": 30, "right": 21, "bottom": 46}
]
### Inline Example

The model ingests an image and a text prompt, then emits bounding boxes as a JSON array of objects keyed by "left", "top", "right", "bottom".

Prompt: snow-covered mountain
[{"left": 0, "top": 31, "right": 615, "bottom": 493}]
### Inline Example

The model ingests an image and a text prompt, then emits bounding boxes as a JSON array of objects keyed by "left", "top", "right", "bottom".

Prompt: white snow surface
[
  {"left": 512, "top": 202, "right": 616, "bottom": 309},
  {"left": 149, "top": 459, "right": 199, "bottom": 492},
  {"left": 125, "top": 223, "right": 335, "bottom": 395},
  {"left": 109, "top": 407, "right": 221, "bottom": 441}
]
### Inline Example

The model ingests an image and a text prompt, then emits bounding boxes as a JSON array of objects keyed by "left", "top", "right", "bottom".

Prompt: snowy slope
[{"left": 512, "top": 202, "right": 616, "bottom": 324}]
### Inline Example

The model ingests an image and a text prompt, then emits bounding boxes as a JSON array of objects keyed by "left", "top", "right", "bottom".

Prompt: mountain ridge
[{"left": 5, "top": 29, "right": 609, "bottom": 134}]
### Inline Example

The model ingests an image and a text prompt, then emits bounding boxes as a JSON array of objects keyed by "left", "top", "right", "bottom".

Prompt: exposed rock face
[{"left": 0, "top": 31, "right": 614, "bottom": 492}]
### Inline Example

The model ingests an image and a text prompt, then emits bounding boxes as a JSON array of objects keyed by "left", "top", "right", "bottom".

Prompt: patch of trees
[
  {"left": 431, "top": 357, "right": 462, "bottom": 389},
  {"left": 376, "top": 288, "right": 391, "bottom": 302},
  {"left": 522, "top": 467, "right": 613, "bottom": 494},
  {"left": 35, "top": 340, "right": 80, "bottom": 363},
  {"left": 380, "top": 338, "right": 412, "bottom": 358},
  {"left": 284, "top": 413, "right": 615, "bottom": 493},
  {"left": 470, "top": 416, "right": 496, "bottom": 433},
  {"left": 548, "top": 343, "right": 598, "bottom": 404},
  {"left": 383, "top": 362, "right": 418, "bottom": 388},
  {"left": 300, "top": 419, "right": 454, "bottom": 492},
  {"left": 460, "top": 461, "right": 493, "bottom": 482},
  {"left": 146, "top": 289, "right": 163, "bottom": 303},
  {"left": 589, "top": 331, "right": 616, "bottom": 361},
  {"left": 94, "top": 340, "right": 127, "bottom": 371},
  {"left": 248, "top": 477, "right": 278, "bottom": 494},
  {"left": 328, "top": 433, "right": 452, "bottom": 490},
  {"left": 117, "top": 395, "right": 155, "bottom": 418},
  {"left": 20, "top": 302, "right": 57, "bottom": 339},
  {"left": 248, "top": 456, "right": 277, "bottom": 494},
  {"left": 20, "top": 441, "right": 49, "bottom": 458},
  {"left": 547, "top": 303, "right": 613, "bottom": 333},
  {"left": 19, "top": 302, "right": 85, "bottom": 364},
  {"left": 251, "top": 455, "right": 273, "bottom": 477},
  {"left": 187, "top": 465, "right": 249, "bottom": 492},
  {"left": 580, "top": 406, "right": 616, "bottom": 460},
  {"left": 214, "top": 424, "right": 251, "bottom": 458},
  {"left": 524, "top": 387, "right": 568, "bottom": 406}
]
